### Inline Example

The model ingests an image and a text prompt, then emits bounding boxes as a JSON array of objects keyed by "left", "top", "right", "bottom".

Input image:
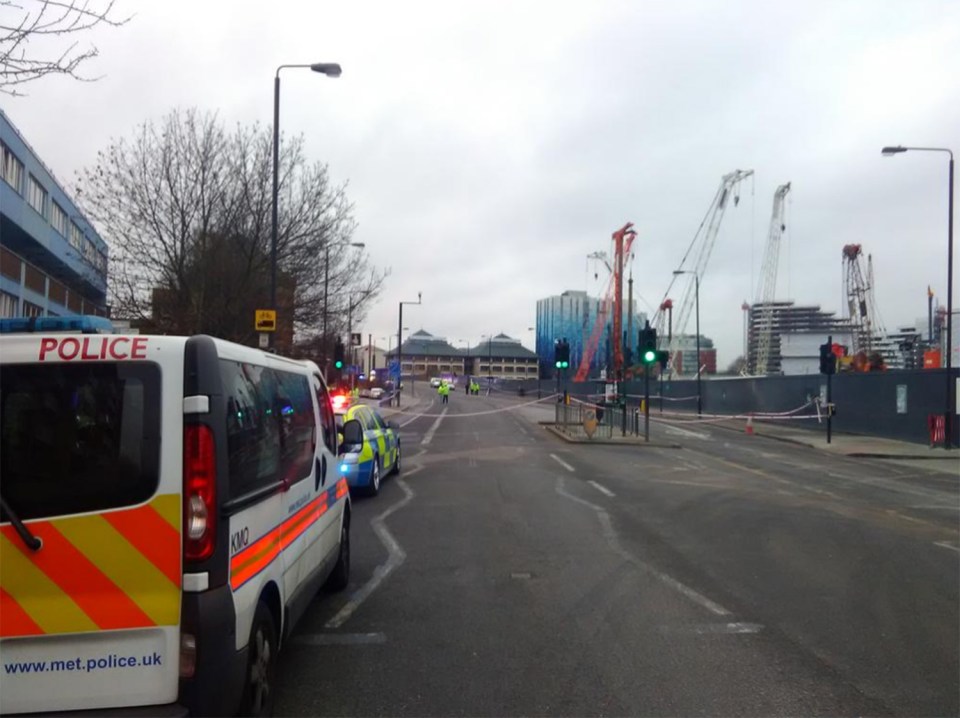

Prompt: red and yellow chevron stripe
[
  {"left": 0, "top": 494, "right": 180, "bottom": 638},
  {"left": 229, "top": 479, "right": 348, "bottom": 591}
]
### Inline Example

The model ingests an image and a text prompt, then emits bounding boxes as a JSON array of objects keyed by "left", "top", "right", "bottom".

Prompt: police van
[{"left": 0, "top": 316, "right": 351, "bottom": 716}]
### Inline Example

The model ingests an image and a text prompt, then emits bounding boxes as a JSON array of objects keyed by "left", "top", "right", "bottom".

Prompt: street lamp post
[
  {"left": 882, "top": 145, "right": 955, "bottom": 449},
  {"left": 322, "top": 242, "right": 364, "bottom": 376},
  {"left": 674, "top": 270, "right": 702, "bottom": 417},
  {"left": 271, "top": 61, "right": 341, "bottom": 349},
  {"left": 527, "top": 326, "right": 540, "bottom": 399},
  {"left": 396, "top": 294, "right": 422, "bottom": 407}
]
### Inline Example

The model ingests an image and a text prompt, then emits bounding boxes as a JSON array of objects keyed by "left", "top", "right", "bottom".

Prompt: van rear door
[{"left": 0, "top": 335, "right": 182, "bottom": 714}]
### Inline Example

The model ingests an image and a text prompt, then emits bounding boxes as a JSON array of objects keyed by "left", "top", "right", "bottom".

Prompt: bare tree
[
  {"left": 77, "top": 108, "right": 387, "bottom": 350},
  {"left": 0, "top": 0, "right": 129, "bottom": 95}
]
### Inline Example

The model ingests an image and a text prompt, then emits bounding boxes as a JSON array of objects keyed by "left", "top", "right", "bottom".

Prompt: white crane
[
  {"left": 655, "top": 170, "right": 754, "bottom": 371},
  {"left": 752, "top": 182, "right": 791, "bottom": 375}
]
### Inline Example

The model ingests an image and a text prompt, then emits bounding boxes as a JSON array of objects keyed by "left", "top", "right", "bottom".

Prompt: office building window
[
  {"left": 26, "top": 175, "right": 46, "bottom": 215},
  {"left": 51, "top": 201, "right": 68, "bottom": 236},
  {"left": 0, "top": 291, "right": 17, "bottom": 318},
  {"left": 2, "top": 142, "right": 23, "bottom": 192},
  {"left": 69, "top": 222, "right": 84, "bottom": 252},
  {"left": 21, "top": 301, "right": 44, "bottom": 318}
]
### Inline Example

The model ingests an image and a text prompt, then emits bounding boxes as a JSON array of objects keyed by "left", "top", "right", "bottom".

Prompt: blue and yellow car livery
[{"left": 335, "top": 403, "right": 400, "bottom": 495}]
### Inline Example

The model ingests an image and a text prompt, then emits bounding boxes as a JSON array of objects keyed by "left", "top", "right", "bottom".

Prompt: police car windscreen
[{"left": 0, "top": 362, "right": 161, "bottom": 521}]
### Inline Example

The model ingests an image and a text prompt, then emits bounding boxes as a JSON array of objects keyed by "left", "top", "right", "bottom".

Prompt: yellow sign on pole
[{"left": 255, "top": 309, "right": 277, "bottom": 332}]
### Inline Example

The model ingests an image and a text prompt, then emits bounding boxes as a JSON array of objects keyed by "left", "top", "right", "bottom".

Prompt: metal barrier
[{"left": 554, "top": 401, "right": 617, "bottom": 439}]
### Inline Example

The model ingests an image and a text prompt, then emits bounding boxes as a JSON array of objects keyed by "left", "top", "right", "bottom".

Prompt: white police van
[{"left": 0, "top": 316, "right": 351, "bottom": 716}]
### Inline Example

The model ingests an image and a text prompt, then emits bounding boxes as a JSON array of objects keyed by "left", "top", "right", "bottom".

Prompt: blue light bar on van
[{"left": 0, "top": 315, "right": 115, "bottom": 335}]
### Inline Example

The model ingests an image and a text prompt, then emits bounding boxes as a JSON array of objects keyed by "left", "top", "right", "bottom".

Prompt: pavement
[{"left": 274, "top": 388, "right": 958, "bottom": 717}]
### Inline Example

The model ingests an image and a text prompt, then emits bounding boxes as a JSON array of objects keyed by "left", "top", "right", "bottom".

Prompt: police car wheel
[
  {"left": 325, "top": 517, "right": 350, "bottom": 592},
  {"left": 367, "top": 457, "right": 381, "bottom": 496},
  {"left": 240, "top": 602, "right": 277, "bottom": 717}
]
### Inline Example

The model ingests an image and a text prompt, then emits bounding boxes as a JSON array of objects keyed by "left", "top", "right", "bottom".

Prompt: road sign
[
  {"left": 258, "top": 333, "right": 269, "bottom": 349},
  {"left": 350, "top": 332, "right": 362, "bottom": 346},
  {"left": 255, "top": 309, "right": 277, "bottom": 332},
  {"left": 388, "top": 360, "right": 400, "bottom": 378}
]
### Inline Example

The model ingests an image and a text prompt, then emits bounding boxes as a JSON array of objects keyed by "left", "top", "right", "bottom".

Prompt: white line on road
[
  {"left": 325, "top": 468, "right": 420, "bottom": 629},
  {"left": 933, "top": 541, "right": 960, "bottom": 554},
  {"left": 550, "top": 453, "right": 575, "bottom": 472},
  {"left": 420, "top": 408, "right": 447, "bottom": 445},
  {"left": 664, "top": 425, "right": 712, "bottom": 441},
  {"left": 555, "top": 477, "right": 731, "bottom": 617},
  {"left": 661, "top": 623, "right": 763, "bottom": 635},
  {"left": 399, "top": 400, "right": 436, "bottom": 428},
  {"left": 587, "top": 480, "right": 615, "bottom": 498},
  {"left": 294, "top": 632, "right": 387, "bottom": 646}
]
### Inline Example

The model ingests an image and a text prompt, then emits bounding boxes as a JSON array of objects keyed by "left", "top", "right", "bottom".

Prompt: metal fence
[{"left": 555, "top": 401, "right": 632, "bottom": 440}]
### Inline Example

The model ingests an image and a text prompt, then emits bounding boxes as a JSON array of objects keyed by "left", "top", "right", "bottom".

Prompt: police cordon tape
[
  {"left": 378, "top": 394, "right": 563, "bottom": 420},
  {"left": 567, "top": 395, "right": 820, "bottom": 425}
]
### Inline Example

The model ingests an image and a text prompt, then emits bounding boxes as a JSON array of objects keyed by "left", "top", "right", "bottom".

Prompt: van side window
[
  {"left": 0, "top": 362, "right": 161, "bottom": 521},
  {"left": 221, "top": 361, "right": 281, "bottom": 497},
  {"left": 274, "top": 370, "right": 317, "bottom": 485},
  {"left": 315, "top": 378, "right": 336, "bottom": 453}
]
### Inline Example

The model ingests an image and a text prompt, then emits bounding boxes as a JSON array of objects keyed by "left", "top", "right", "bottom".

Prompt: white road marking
[
  {"left": 550, "top": 453, "right": 575, "bottom": 472},
  {"left": 587, "top": 480, "right": 615, "bottom": 498},
  {"left": 294, "top": 632, "right": 387, "bottom": 646},
  {"left": 661, "top": 623, "right": 763, "bottom": 635},
  {"left": 420, "top": 408, "right": 448, "bottom": 445},
  {"left": 399, "top": 399, "right": 436, "bottom": 428},
  {"left": 555, "top": 477, "right": 731, "bottom": 617},
  {"left": 325, "top": 469, "right": 420, "bottom": 629},
  {"left": 664, "top": 425, "right": 712, "bottom": 440},
  {"left": 933, "top": 541, "right": 960, "bottom": 554}
]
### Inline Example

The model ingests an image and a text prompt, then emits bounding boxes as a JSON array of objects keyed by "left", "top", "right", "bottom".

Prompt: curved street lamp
[
  {"left": 881, "top": 145, "right": 954, "bottom": 448},
  {"left": 270, "top": 61, "right": 341, "bottom": 348}
]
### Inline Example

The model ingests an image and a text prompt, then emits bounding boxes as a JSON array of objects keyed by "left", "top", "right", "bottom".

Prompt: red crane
[{"left": 574, "top": 223, "right": 636, "bottom": 382}]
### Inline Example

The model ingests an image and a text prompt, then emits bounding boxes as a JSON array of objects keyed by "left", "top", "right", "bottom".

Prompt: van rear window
[{"left": 0, "top": 362, "right": 161, "bottom": 521}]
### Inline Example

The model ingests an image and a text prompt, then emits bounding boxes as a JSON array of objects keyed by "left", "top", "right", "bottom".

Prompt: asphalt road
[{"left": 276, "top": 388, "right": 959, "bottom": 717}]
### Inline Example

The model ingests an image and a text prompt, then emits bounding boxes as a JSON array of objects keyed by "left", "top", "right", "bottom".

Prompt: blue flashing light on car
[{"left": 0, "top": 315, "right": 115, "bottom": 334}]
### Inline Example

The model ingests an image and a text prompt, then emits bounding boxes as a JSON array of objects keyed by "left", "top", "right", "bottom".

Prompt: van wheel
[
  {"left": 325, "top": 517, "right": 350, "bottom": 592},
  {"left": 239, "top": 602, "right": 277, "bottom": 717},
  {"left": 366, "top": 457, "right": 381, "bottom": 496},
  {"left": 392, "top": 442, "right": 401, "bottom": 475}
]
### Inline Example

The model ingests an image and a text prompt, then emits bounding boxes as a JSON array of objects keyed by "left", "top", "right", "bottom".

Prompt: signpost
[{"left": 255, "top": 309, "right": 276, "bottom": 351}]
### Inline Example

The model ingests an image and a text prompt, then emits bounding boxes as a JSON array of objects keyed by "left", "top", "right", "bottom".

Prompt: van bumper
[
  {"left": 3, "top": 704, "right": 187, "bottom": 717},
  {"left": 178, "top": 584, "right": 247, "bottom": 717}
]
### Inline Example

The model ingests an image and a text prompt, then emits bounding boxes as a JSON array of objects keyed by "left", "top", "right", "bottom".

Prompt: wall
[{"left": 499, "top": 369, "right": 959, "bottom": 445}]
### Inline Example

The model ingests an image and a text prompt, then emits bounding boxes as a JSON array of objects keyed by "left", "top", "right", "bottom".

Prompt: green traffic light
[
  {"left": 555, "top": 361, "right": 561, "bottom": 368},
  {"left": 643, "top": 350, "right": 656, "bottom": 363},
  {"left": 562, "top": 361, "right": 569, "bottom": 368},
  {"left": 335, "top": 360, "right": 343, "bottom": 369}
]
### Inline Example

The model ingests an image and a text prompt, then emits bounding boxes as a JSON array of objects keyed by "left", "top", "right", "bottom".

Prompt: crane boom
[
  {"left": 753, "top": 182, "right": 791, "bottom": 375},
  {"left": 654, "top": 170, "right": 753, "bottom": 372}
]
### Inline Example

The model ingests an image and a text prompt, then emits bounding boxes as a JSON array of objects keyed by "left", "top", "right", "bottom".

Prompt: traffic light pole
[
  {"left": 644, "top": 366, "right": 650, "bottom": 442},
  {"left": 826, "top": 335, "right": 833, "bottom": 445}
]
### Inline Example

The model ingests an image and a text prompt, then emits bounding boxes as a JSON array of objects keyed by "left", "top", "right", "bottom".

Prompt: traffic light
[
  {"left": 639, "top": 323, "right": 657, "bottom": 364},
  {"left": 819, "top": 342, "right": 836, "bottom": 375},
  {"left": 334, "top": 339, "right": 345, "bottom": 370},
  {"left": 554, "top": 339, "right": 570, "bottom": 369}
]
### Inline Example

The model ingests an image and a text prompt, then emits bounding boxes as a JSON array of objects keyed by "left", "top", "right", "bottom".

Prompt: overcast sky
[{"left": 5, "top": 0, "right": 958, "bottom": 366}]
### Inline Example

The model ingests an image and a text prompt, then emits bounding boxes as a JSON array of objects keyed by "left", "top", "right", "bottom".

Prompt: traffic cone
[{"left": 745, "top": 415, "right": 754, "bottom": 435}]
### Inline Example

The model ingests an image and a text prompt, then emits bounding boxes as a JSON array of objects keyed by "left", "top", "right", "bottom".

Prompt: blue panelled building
[
  {"left": 1, "top": 109, "right": 108, "bottom": 318},
  {"left": 536, "top": 289, "right": 646, "bottom": 379}
]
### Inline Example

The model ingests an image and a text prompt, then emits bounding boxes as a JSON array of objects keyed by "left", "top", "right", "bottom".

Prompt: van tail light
[{"left": 184, "top": 424, "right": 216, "bottom": 561}]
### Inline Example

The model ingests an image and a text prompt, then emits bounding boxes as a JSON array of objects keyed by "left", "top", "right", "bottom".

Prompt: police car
[
  {"left": 0, "top": 316, "right": 351, "bottom": 716},
  {"left": 334, "top": 403, "right": 400, "bottom": 496}
]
